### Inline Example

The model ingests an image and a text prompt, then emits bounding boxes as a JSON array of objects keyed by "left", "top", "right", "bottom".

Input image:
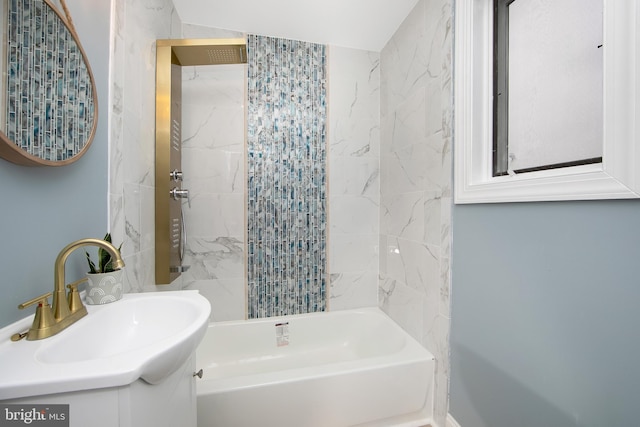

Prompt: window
[
  {"left": 494, "top": 0, "right": 603, "bottom": 176},
  {"left": 454, "top": 0, "right": 640, "bottom": 203}
]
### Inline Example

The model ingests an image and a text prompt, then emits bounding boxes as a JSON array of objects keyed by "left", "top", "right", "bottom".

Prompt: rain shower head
[{"left": 157, "top": 38, "right": 247, "bottom": 66}]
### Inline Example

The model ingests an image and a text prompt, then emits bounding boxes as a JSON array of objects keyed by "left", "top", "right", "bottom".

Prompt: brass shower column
[{"left": 155, "top": 38, "right": 247, "bottom": 285}]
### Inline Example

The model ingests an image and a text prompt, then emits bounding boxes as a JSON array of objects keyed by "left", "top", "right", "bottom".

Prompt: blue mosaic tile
[
  {"left": 4, "top": 0, "right": 95, "bottom": 161},
  {"left": 247, "top": 35, "right": 327, "bottom": 319}
]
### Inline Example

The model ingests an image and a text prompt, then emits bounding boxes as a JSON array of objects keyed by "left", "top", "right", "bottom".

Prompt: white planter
[{"left": 85, "top": 270, "right": 124, "bottom": 305}]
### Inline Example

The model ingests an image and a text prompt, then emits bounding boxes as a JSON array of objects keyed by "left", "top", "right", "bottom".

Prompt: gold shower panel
[{"left": 155, "top": 38, "right": 247, "bottom": 285}]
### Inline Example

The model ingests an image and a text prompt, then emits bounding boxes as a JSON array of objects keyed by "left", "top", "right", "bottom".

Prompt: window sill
[{"left": 455, "top": 163, "right": 637, "bottom": 204}]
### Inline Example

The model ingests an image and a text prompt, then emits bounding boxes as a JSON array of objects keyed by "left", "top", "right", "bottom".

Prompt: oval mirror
[{"left": 0, "top": 0, "right": 98, "bottom": 166}]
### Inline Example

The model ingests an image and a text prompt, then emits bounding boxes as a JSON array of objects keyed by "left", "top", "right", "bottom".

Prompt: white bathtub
[{"left": 195, "top": 307, "right": 435, "bottom": 427}]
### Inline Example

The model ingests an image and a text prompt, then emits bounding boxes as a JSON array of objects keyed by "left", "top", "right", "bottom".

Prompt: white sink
[{"left": 0, "top": 290, "right": 211, "bottom": 400}]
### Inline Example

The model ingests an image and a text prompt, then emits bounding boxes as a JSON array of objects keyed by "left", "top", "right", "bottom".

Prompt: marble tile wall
[
  {"left": 109, "top": 2, "right": 382, "bottom": 320},
  {"left": 379, "top": 0, "right": 453, "bottom": 425},
  {"left": 109, "top": 0, "right": 182, "bottom": 293},
  {"left": 179, "top": 35, "right": 380, "bottom": 321},
  {"left": 328, "top": 46, "right": 380, "bottom": 311},
  {"left": 179, "top": 24, "right": 247, "bottom": 322}
]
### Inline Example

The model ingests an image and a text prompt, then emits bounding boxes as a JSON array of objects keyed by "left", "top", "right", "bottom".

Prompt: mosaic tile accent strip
[
  {"left": 4, "top": 0, "right": 95, "bottom": 161},
  {"left": 247, "top": 34, "right": 327, "bottom": 319}
]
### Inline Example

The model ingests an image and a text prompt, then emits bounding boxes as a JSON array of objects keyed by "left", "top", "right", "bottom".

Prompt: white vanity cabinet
[{"left": 3, "top": 356, "right": 197, "bottom": 427}]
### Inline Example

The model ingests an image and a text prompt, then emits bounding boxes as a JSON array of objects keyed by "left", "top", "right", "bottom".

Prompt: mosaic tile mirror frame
[{"left": 0, "top": 0, "right": 97, "bottom": 166}]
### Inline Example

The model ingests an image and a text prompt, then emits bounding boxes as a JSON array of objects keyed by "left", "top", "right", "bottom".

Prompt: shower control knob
[
  {"left": 170, "top": 169, "right": 183, "bottom": 181},
  {"left": 170, "top": 188, "right": 191, "bottom": 208},
  {"left": 193, "top": 369, "right": 203, "bottom": 379},
  {"left": 170, "top": 188, "right": 189, "bottom": 200}
]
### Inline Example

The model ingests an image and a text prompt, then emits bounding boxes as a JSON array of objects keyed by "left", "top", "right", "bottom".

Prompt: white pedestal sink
[{"left": 0, "top": 291, "right": 210, "bottom": 427}]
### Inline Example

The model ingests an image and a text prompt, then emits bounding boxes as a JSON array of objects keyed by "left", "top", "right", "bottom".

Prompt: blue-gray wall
[
  {"left": 451, "top": 200, "right": 640, "bottom": 427},
  {"left": 0, "top": 0, "right": 110, "bottom": 328}
]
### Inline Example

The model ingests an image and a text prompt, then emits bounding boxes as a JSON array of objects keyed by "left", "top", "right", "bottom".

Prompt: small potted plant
[{"left": 84, "top": 233, "right": 124, "bottom": 305}]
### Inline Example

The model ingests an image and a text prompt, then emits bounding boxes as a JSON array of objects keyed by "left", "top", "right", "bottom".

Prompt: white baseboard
[{"left": 446, "top": 413, "right": 461, "bottom": 427}]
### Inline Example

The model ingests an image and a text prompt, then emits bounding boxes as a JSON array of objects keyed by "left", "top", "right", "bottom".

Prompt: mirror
[{"left": 0, "top": 0, "right": 97, "bottom": 166}]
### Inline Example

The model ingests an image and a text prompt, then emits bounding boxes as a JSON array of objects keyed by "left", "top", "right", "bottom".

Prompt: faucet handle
[
  {"left": 18, "top": 292, "right": 53, "bottom": 310},
  {"left": 67, "top": 278, "right": 88, "bottom": 314},
  {"left": 18, "top": 292, "right": 56, "bottom": 341}
]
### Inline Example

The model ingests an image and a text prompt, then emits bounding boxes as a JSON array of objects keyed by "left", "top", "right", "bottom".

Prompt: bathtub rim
[{"left": 196, "top": 306, "right": 435, "bottom": 394}]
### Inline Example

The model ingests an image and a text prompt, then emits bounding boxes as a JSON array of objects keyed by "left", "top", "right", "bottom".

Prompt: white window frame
[{"left": 454, "top": 0, "right": 640, "bottom": 203}]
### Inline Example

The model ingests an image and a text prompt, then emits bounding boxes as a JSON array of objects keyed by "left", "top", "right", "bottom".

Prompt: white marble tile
[
  {"left": 329, "top": 47, "right": 380, "bottom": 159},
  {"left": 183, "top": 63, "right": 244, "bottom": 95},
  {"left": 182, "top": 236, "right": 244, "bottom": 281},
  {"left": 330, "top": 47, "right": 380, "bottom": 88},
  {"left": 170, "top": 5, "right": 182, "bottom": 37},
  {"left": 124, "top": 0, "right": 173, "bottom": 37},
  {"left": 427, "top": 315, "right": 451, "bottom": 427},
  {"left": 381, "top": 0, "right": 428, "bottom": 110},
  {"left": 181, "top": 24, "right": 244, "bottom": 39},
  {"left": 329, "top": 156, "right": 379, "bottom": 197},
  {"left": 329, "top": 195, "right": 379, "bottom": 235},
  {"left": 185, "top": 278, "right": 246, "bottom": 321},
  {"left": 184, "top": 193, "right": 245, "bottom": 240},
  {"left": 424, "top": 132, "right": 447, "bottom": 191},
  {"left": 423, "top": 274, "right": 442, "bottom": 346},
  {"left": 123, "top": 248, "right": 155, "bottom": 293},
  {"left": 121, "top": 105, "right": 153, "bottom": 188},
  {"left": 109, "top": 25, "right": 125, "bottom": 194},
  {"left": 110, "top": 37, "right": 124, "bottom": 115},
  {"left": 112, "top": 0, "right": 124, "bottom": 39},
  {"left": 121, "top": 253, "right": 137, "bottom": 294},
  {"left": 139, "top": 184, "right": 155, "bottom": 252},
  {"left": 329, "top": 233, "right": 378, "bottom": 273},
  {"left": 425, "top": 17, "right": 445, "bottom": 84},
  {"left": 109, "top": 111, "right": 124, "bottom": 193},
  {"left": 378, "top": 234, "right": 387, "bottom": 275},
  {"left": 182, "top": 147, "right": 244, "bottom": 195},
  {"left": 424, "top": 191, "right": 443, "bottom": 246},
  {"left": 181, "top": 108, "right": 214, "bottom": 150},
  {"left": 378, "top": 2, "right": 454, "bottom": 424},
  {"left": 379, "top": 274, "right": 424, "bottom": 342},
  {"left": 329, "top": 271, "right": 378, "bottom": 311},
  {"left": 109, "top": 192, "right": 125, "bottom": 249},
  {"left": 121, "top": 5, "right": 170, "bottom": 188},
  {"left": 123, "top": 182, "right": 141, "bottom": 257},
  {"left": 424, "top": 0, "right": 451, "bottom": 81},
  {"left": 439, "top": 251, "right": 451, "bottom": 319},
  {"left": 384, "top": 237, "right": 405, "bottom": 285},
  {"left": 424, "top": 79, "right": 444, "bottom": 138},
  {"left": 381, "top": 191, "right": 425, "bottom": 240},
  {"left": 382, "top": 143, "right": 429, "bottom": 196},
  {"left": 440, "top": 132, "right": 453, "bottom": 198},
  {"left": 390, "top": 87, "right": 427, "bottom": 153},
  {"left": 326, "top": 44, "right": 381, "bottom": 313},
  {"left": 439, "top": 196, "right": 452, "bottom": 319},
  {"left": 182, "top": 108, "right": 245, "bottom": 152},
  {"left": 178, "top": 56, "right": 246, "bottom": 298},
  {"left": 139, "top": 248, "right": 157, "bottom": 291},
  {"left": 387, "top": 237, "right": 440, "bottom": 295},
  {"left": 379, "top": 109, "right": 394, "bottom": 156},
  {"left": 120, "top": 100, "right": 141, "bottom": 183},
  {"left": 109, "top": 0, "right": 184, "bottom": 291}
]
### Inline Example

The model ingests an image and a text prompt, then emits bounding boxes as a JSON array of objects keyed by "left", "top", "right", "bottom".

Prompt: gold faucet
[{"left": 17, "top": 238, "right": 125, "bottom": 341}]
